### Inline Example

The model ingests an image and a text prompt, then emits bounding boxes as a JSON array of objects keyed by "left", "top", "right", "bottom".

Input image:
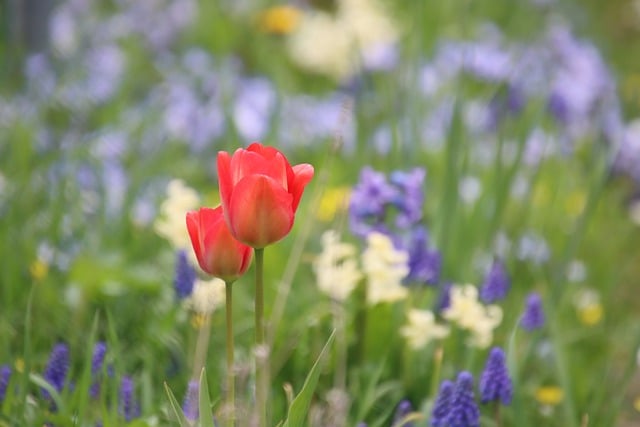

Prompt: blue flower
[
  {"left": 446, "top": 372, "right": 480, "bottom": 427},
  {"left": 0, "top": 365, "right": 11, "bottom": 404},
  {"left": 389, "top": 168, "right": 426, "bottom": 229},
  {"left": 480, "top": 259, "right": 510, "bottom": 303},
  {"left": 43, "top": 343, "right": 70, "bottom": 402},
  {"left": 431, "top": 379, "right": 454, "bottom": 427},
  {"left": 479, "top": 347, "right": 513, "bottom": 405},
  {"left": 349, "top": 167, "right": 398, "bottom": 238},
  {"left": 90, "top": 341, "right": 107, "bottom": 399},
  {"left": 406, "top": 226, "right": 441, "bottom": 286},
  {"left": 520, "top": 292, "right": 545, "bottom": 331},
  {"left": 119, "top": 376, "right": 140, "bottom": 421},
  {"left": 183, "top": 380, "right": 199, "bottom": 422},
  {"left": 174, "top": 249, "right": 196, "bottom": 299}
]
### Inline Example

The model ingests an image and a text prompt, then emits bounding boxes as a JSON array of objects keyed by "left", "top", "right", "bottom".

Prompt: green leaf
[
  {"left": 164, "top": 382, "right": 192, "bottom": 427},
  {"left": 282, "top": 330, "right": 335, "bottom": 427},
  {"left": 199, "top": 368, "right": 215, "bottom": 427},
  {"left": 29, "top": 373, "right": 65, "bottom": 414}
]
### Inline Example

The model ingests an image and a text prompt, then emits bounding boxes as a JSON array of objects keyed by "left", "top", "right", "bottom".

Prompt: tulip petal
[
  {"left": 290, "top": 163, "right": 315, "bottom": 210},
  {"left": 230, "top": 147, "right": 289, "bottom": 190},
  {"left": 228, "top": 174, "right": 294, "bottom": 248},
  {"left": 217, "top": 151, "right": 233, "bottom": 226},
  {"left": 186, "top": 210, "right": 204, "bottom": 268}
]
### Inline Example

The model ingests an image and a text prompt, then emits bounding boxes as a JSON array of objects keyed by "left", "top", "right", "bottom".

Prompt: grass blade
[
  {"left": 283, "top": 330, "right": 335, "bottom": 427},
  {"left": 164, "top": 382, "right": 192, "bottom": 427}
]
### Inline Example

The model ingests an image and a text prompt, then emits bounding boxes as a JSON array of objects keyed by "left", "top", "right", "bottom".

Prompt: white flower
[
  {"left": 154, "top": 179, "right": 200, "bottom": 249},
  {"left": 187, "top": 278, "right": 225, "bottom": 314},
  {"left": 287, "top": 12, "right": 355, "bottom": 81},
  {"left": 287, "top": 0, "right": 398, "bottom": 80},
  {"left": 400, "top": 309, "right": 450, "bottom": 350},
  {"left": 362, "top": 232, "right": 409, "bottom": 305},
  {"left": 313, "top": 230, "right": 363, "bottom": 301},
  {"left": 443, "top": 284, "right": 502, "bottom": 348}
]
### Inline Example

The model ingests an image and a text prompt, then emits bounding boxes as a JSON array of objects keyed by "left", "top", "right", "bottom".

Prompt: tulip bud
[
  {"left": 186, "top": 206, "right": 253, "bottom": 282},
  {"left": 217, "top": 142, "right": 314, "bottom": 248}
]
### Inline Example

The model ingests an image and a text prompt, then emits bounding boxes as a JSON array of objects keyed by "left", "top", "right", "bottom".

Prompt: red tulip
[
  {"left": 217, "top": 142, "right": 314, "bottom": 248},
  {"left": 186, "top": 206, "right": 253, "bottom": 282}
]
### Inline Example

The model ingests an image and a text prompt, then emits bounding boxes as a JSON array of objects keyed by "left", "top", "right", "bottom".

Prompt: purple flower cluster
[
  {"left": 349, "top": 167, "right": 442, "bottom": 285},
  {"left": 182, "top": 380, "right": 200, "bottom": 421},
  {"left": 521, "top": 292, "right": 545, "bottom": 331},
  {"left": 431, "top": 372, "right": 480, "bottom": 427},
  {"left": 174, "top": 249, "right": 196, "bottom": 299},
  {"left": 479, "top": 259, "right": 510, "bottom": 303},
  {"left": 119, "top": 376, "right": 141, "bottom": 422},
  {"left": 0, "top": 365, "right": 11, "bottom": 404},
  {"left": 90, "top": 341, "right": 107, "bottom": 399},
  {"left": 479, "top": 347, "right": 513, "bottom": 405},
  {"left": 42, "top": 343, "right": 70, "bottom": 403}
]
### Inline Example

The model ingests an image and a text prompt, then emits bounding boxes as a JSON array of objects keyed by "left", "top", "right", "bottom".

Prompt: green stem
[
  {"left": 225, "top": 281, "right": 235, "bottom": 427},
  {"left": 254, "top": 248, "right": 267, "bottom": 427},
  {"left": 192, "top": 313, "right": 212, "bottom": 380}
]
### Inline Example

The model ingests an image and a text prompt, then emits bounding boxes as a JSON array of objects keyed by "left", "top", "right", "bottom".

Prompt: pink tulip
[
  {"left": 217, "top": 142, "right": 314, "bottom": 248},
  {"left": 186, "top": 206, "right": 253, "bottom": 282}
]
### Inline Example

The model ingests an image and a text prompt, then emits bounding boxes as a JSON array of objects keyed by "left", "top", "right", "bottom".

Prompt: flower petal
[
  {"left": 290, "top": 163, "right": 314, "bottom": 210},
  {"left": 228, "top": 174, "right": 294, "bottom": 247},
  {"left": 186, "top": 210, "right": 205, "bottom": 269}
]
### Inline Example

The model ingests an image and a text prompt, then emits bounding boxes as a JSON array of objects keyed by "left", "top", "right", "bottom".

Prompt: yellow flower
[
  {"left": 30, "top": 259, "right": 49, "bottom": 281},
  {"left": 577, "top": 303, "right": 603, "bottom": 326},
  {"left": 634, "top": 395, "right": 640, "bottom": 412},
  {"left": 535, "top": 386, "right": 564, "bottom": 406},
  {"left": 15, "top": 358, "right": 24, "bottom": 373},
  {"left": 564, "top": 191, "right": 586, "bottom": 217},
  {"left": 259, "top": 6, "right": 301, "bottom": 35},
  {"left": 574, "top": 288, "right": 603, "bottom": 326},
  {"left": 317, "top": 187, "right": 351, "bottom": 222}
]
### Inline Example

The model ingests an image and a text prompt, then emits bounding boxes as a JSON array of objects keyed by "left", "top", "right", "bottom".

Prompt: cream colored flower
[
  {"left": 313, "top": 230, "right": 363, "bottom": 301},
  {"left": 287, "top": 0, "right": 398, "bottom": 80},
  {"left": 362, "top": 232, "right": 408, "bottom": 305},
  {"left": 187, "top": 277, "right": 225, "bottom": 315},
  {"left": 400, "top": 309, "right": 450, "bottom": 350},
  {"left": 443, "top": 284, "right": 502, "bottom": 348},
  {"left": 154, "top": 179, "right": 200, "bottom": 249}
]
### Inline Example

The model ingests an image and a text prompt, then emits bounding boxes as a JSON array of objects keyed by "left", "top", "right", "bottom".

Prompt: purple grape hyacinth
[
  {"left": 521, "top": 292, "right": 545, "bottom": 331},
  {"left": 174, "top": 249, "right": 196, "bottom": 299},
  {"left": 119, "top": 376, "right": 140, "bottom": 421},
  {"left": 406, "top": 226, "right": 442, "bottom": 286},
  {"left": 183, "top": 380, "right": 199, "bottom": 422},
  {"left": 90, "top": 341, "right": 107, "bottom": 399},
  {"left": 479, "top": 347, "right": 513, "bottom": 405},
  {"left": 431, "top": 379, "right": 454, "bottom": 427},
  {"left": 480, "top": 259, "right": 510, "bottom": 303},
  {"left": 43, "top": 343, "right": 70, "bottom": 402},
  {"left": 447, "top": 372, "right": 480, "bottom": 427},
  {"left": 0, "top": 365, "right": 11, "bottom": 404}
]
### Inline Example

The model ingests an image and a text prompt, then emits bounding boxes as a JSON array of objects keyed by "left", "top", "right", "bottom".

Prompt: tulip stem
[
  {"left": 255, "top": 248, "right": 267, "bottom": 427},
  {"left": 225, "top": 281, "right": 235, "bottom": 427}
]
